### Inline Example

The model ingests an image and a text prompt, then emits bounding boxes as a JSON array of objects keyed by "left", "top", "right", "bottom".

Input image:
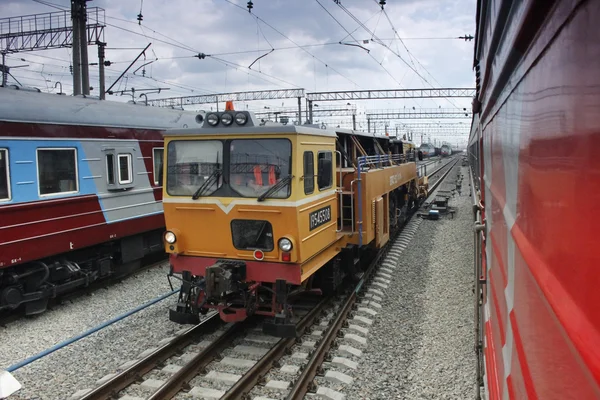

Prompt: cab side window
[
  {"left": 317, "top": 151, "right": 333, "bottom": 190},
  {"left": 303, "top": 151, "right": 314, "bottom": 194}
]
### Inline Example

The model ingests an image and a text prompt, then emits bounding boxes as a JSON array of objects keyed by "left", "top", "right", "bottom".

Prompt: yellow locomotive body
[{"left": 163, "top": 108, "right": 427, "bottom": 336}]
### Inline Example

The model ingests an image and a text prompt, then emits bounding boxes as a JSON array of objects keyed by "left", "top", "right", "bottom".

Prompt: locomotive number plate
[{"left": 309, "top": 205, "right": 331, "bottom": 231}]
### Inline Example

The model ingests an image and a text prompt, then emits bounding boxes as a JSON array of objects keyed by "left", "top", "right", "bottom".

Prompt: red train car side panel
[{"left": 476, "top": 0, "right": 600, "bottom": 398}]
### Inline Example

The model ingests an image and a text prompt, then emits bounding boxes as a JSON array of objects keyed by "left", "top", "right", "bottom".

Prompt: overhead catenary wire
[
  {"left": 220, "top": 0, "right": 362, "bottom": 89},
  {"left": 315, "top": 0, "right": 405, "bottom": 90},
  {"left": 23, "top": 0, "right": 302, "bottom": 99},
  {"left": 373, "top": 1, "right": 461, "bottom": 109}
]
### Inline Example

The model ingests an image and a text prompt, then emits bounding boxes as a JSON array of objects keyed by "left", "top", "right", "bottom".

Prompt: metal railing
[{"left": 356, "top": 153, "right": 407, "bottom": 170}]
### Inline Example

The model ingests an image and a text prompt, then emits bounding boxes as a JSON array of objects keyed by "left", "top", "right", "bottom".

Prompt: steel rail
[
  {"left": 79, "top": 312, "right": 221, "bottom": 400},
  {"left": 221, "top": 297, "right": 330, "bottom": 400},
  {"left": 286, "top": 156, "right": 460, "bottom": 399},
  {"left": 286, "top": 235, "right": 388, "bottom": 399},
  {"left": 147, "top": 321, "right": 245, "bottom": 400},
  {"left": 427, "top": 156, "right": 460, "bottom": 192}
]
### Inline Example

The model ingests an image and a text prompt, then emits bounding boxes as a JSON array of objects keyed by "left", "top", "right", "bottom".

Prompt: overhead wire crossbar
[
  {"left": 306, "top": 88, "right": 475, "bottom": 101},
  {"left": 146, "top": 88, "right": 305, "bottom": 108},
  {"left": 0, "top": 8, "right": 105, "bottom": 53},
  {"left": 367, "top": 108, "right": 472, "bottom": 120}
]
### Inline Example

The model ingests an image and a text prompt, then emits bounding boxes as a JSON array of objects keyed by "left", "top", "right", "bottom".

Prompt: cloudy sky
[{"left": 2, "top": 0, "right": 477, "bottom": 146}]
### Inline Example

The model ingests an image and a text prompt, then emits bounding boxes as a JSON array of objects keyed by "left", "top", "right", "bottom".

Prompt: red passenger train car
[
  {"left": 0, "top": 87, "right": 202, "bottom": 315},
  {"left": 469, "top": 0, "right": 600, "bottom": 398}
]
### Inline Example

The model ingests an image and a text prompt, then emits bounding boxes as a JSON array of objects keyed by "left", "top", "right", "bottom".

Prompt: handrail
[
  {"left": 355, "top": 163, "right": 363, "bottom": 246},
  {"left": 349, "top": 179, "right": 356, "bottom": 235},
  {"left": 335, "top": 150, "right": 343, "bottom": 233},
  {"left": 357, "top": 153, "right": 406, "bottom": 168}
]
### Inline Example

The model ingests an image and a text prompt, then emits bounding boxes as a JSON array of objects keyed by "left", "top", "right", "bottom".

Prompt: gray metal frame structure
[
  {"left": 306, "top": 88, "right": 476, "bottom": 101},
  {"left": 146, "top": 89, "right": 306, "bottom": 114},
  {"left": 0, "top": 4, "right": 105, "bottom": 96},
  {"left": 0, "top": 8, "right": 104, "bottom": 53},
  {"left": 366, "top": 108, "right": 472, "bottom": 120},
  {"left": 304, "top": 88, "right": 475, "bottom": 125}
]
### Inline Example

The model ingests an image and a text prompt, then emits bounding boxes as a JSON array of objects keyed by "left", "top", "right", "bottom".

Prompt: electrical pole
[
  {"left": 1, "top": 53, "right": 6, "bottom": 87},
  {"left": 79, "top": 0, "right": 90, "bottom": 95},
  {"left": 71, "top": 0, "right": 82, "bottom": 95},
  {"left": 97, "top": 41, "right": 106, "bottom": 100}
]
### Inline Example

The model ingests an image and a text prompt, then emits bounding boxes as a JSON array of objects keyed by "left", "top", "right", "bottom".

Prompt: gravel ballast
[
  {"left": 1, "top": 263, "right": 184, "bottom": 400},
  {"left": 341, "top": 165, "right": 476, "bottom": 399}
]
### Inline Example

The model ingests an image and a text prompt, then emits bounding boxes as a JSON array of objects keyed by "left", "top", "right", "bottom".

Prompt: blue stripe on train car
[{"left": 2, "top": 139, "right": 98, "bottom": 205}]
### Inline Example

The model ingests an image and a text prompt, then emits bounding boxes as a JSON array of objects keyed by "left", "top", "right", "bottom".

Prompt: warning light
[
  {"left": 282, "top": 252, "right": 291, "bottom": 262},
  {"left": 253, "top": 249, "right": 264, "bottom": 261},
  {"left": 225, "top": 101, "right": 234, "bottom": 111}
]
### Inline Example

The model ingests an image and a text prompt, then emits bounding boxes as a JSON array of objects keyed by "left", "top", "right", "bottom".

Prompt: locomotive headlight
[
  {"left": 234, "top": 112, "right": 248, "bottom": 125},
  {"left": 220, "top": 113, "right": 233, "bottom": 126},
  {"left": 278, "top": 237, "right": 293, "bottom": 252},
  {"left": 164, "top": 231, "right": 177, "bottom": 244},
  {"left": 207, "top": 113, "right": 219, "bottom": 126}
]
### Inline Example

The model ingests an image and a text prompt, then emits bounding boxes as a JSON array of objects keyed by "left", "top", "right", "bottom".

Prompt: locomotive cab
[
  {"left": 162, "top": 109, "right": 341, "bottom": 334},
  {"left": 162, "top": 105, "right": 427, "bottom": 336}
]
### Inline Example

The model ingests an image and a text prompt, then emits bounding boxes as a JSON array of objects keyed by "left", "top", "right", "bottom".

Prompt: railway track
[{"left": 73, "top": 157, "right": 459, "bottom": 400}]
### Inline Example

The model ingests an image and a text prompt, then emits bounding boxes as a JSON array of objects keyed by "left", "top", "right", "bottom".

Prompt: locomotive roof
[
  {"left": 0, "top": 86, "right": 203, "bottom": 130},
  {"left": 166, "top": 122, "right": 394, "bottom": 140},
  {"left": 166, "top": 124, "right": 338, "bottom": 137}
]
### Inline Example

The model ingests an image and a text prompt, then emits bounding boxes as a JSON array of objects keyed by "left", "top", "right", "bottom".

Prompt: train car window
[
  {"left": 167, "top": 140, "right": 223, "bottom": 196},
  {"left": 317, "top": 151, "right": 333, "bottom": 190},
  {"left": 230, "top": 219, "right": 274, "bottom": 251},
  {"left": 106, "top": 154, "right": 115, "bottom": 185},
  {"left": 37, "top": 148, "right": 78, "bottom": 196},
  {"left": 118, "top": 154, "right": 133, "bottom": 185},
  {"left": 153, "top": 148, "right": 164, "bottom": 185},
  {"left": 303, "top": 151, "right": 314, "bottom": 195},
  {"left": 0, "top": 149, "right": 10, "bottom": 201},
  {"left": 229, "top": 138, "right": 291, "bottom": 199}
]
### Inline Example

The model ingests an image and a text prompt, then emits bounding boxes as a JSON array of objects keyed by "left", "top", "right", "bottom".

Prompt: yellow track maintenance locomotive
[{"left": 162, "top": 103, "right": 428, "bottom": 336}]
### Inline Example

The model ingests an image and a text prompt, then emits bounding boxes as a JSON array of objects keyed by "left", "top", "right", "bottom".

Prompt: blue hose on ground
[{"left": 5, "top": 289, "right": 178, "bottom": 373}]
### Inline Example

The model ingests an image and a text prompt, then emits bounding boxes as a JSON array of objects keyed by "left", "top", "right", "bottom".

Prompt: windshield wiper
[
  {"left": 257, "top": 176, "right": 292, "bottom": 202},
  {"left": 192, "top": 169, "right": 222, "bottom": 200}
]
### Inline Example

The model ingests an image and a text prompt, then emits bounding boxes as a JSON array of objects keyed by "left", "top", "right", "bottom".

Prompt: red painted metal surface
[
  {"left": 169, "top": 254, "right": 302, "bottom": 285},
  {"left": 0, "top": 120, "right": 165, "bottom": 268},
  {"left": 474, "top": 0, "right": 600, "bottom": 398},
  {"left": 0, "top": 121, "right": 163, "bottom": 140},
  {"left": 0, "top": 197, "right": 164, "bottom": 267}
]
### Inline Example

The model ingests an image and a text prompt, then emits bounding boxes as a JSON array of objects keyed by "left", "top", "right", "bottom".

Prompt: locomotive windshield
[
  {"left": 229, "top": 139, "right": 291, "bottom": 199},
  {"left": 166, "top": 140, "right": 223, "bottom": 196},
  {"left": 166, "top": 138, "right": 291, "bottom": 199}
]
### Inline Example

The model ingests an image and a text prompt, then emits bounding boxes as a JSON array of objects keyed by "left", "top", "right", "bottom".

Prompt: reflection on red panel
[{"left": 479, "top": 0, "right": 600, "bottom": 397}]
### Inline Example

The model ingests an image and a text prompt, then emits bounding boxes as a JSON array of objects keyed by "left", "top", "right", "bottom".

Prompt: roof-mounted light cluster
[{"left": 205, "top": 111, "right": 250, "bottom": 127}]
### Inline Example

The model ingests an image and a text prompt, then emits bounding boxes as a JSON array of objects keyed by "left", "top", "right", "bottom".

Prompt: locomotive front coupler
[{"left": 204, "top": 260, "right": 246, "bottom": 300}]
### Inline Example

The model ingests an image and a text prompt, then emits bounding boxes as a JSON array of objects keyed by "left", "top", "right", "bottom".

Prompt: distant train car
[
  {"left": 419, "top": 143, "right": 436, "bottom": 157},
  {"left": 440, "top": 144, "right": 452, "bottom": 157},
  {"left": 164, "top": 104, "right": 429, "bottom": 336},
  {"left": 0, "top": 86, "right": 202, "bottom": 315}
]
